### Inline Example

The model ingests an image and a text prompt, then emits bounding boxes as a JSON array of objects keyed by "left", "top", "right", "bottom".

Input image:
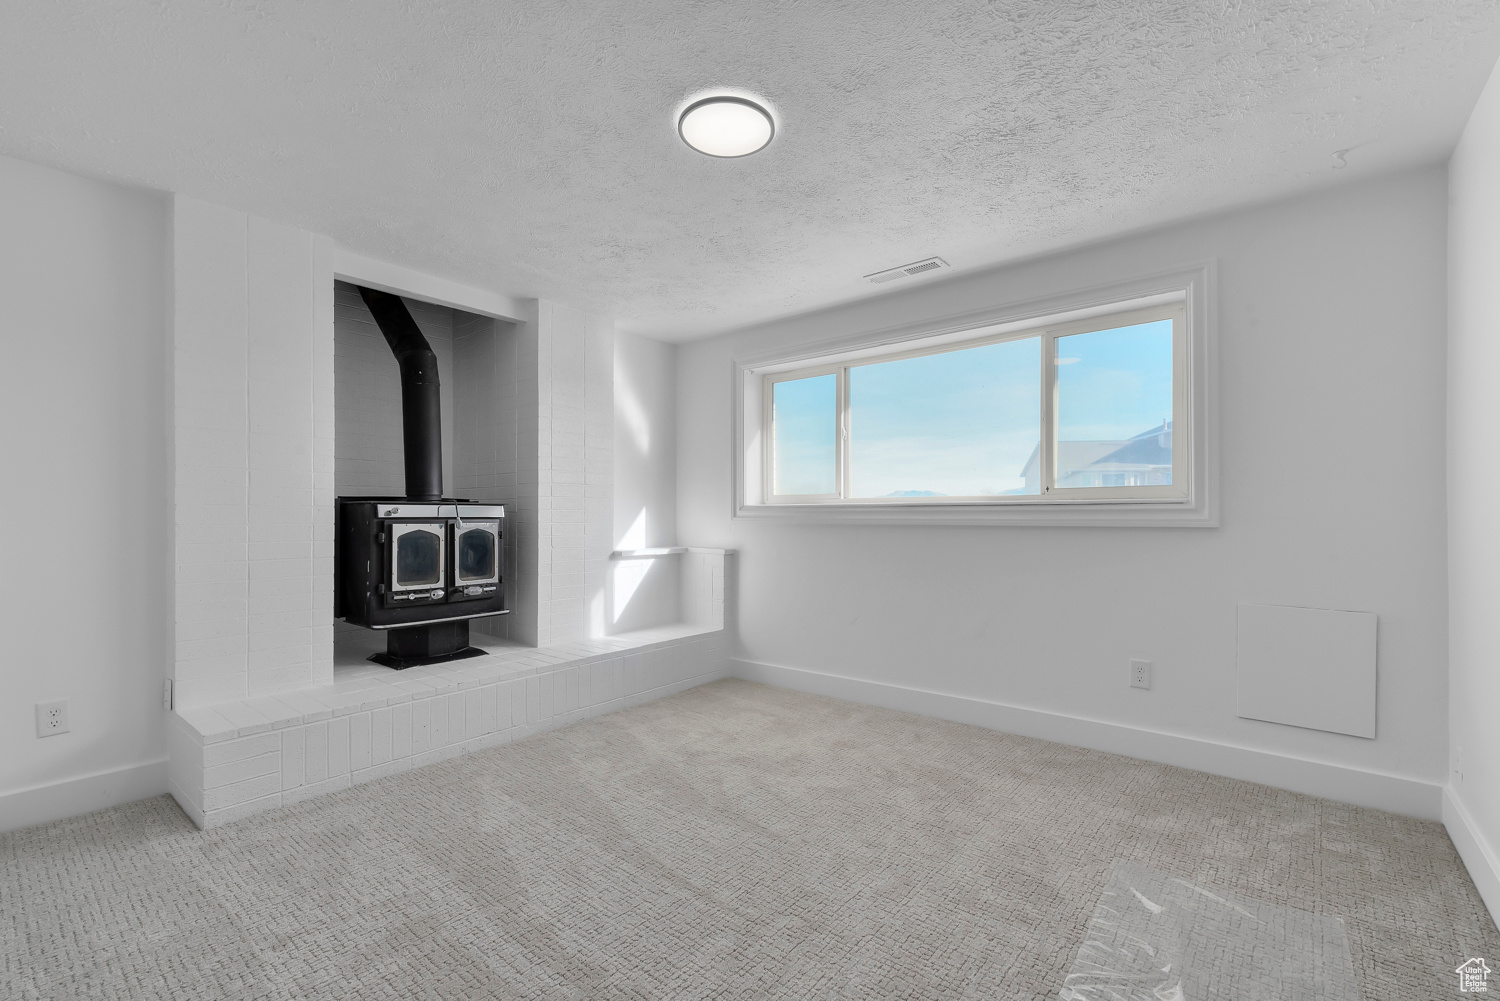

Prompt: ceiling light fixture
[{"left": 678, "top": 96, "right": 775, "bottom": 157}]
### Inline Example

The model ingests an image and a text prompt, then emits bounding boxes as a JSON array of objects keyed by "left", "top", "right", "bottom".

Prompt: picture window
[{"left": 761, "top": 301, "right": 1187, "bottom": 505}]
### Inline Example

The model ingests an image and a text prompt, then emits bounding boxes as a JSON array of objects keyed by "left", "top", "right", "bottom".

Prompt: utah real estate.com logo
[{"left": 1458, "top": 958, "right": 1491, "bottom": 993}]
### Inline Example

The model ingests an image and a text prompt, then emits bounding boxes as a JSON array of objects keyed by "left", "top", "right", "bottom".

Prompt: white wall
[
  {"left": 610, "top": 331, "right": 680, "bottom": 633},
  {"left": 679, "top": 166, "right": 1450, "bottom": 817},
  {"left": 0, "top": 154, "right": 170, "bottom": 829},
  {"left": 1447, "top": 55, "right": 1500, "bottom": 917}
]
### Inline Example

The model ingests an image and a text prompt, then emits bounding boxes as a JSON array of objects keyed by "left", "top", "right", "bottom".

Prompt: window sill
[{"left": 736, "top": 498, "right": 1216, "bottom": 527}]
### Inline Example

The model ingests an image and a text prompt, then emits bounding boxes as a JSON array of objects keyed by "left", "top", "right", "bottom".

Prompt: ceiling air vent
[{"left": 864, "top": 257, "right": 950, "bottom": 284}]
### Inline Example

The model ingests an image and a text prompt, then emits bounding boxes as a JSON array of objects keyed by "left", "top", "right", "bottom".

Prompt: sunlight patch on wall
[
  {"left": 612, "top": 508, "right": 652, "bottom": 626},
  {"left": 612, "top": 558, "right": 654, "bottom": 625},
  {"left": 617, "top": 509, "right": 647, "bottom": 551},
  {"left": 617, "top": 369, "right": 651, "bottom": 455}
]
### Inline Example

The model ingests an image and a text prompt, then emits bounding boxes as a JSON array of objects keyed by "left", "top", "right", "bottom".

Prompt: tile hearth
[{"left": 168, "top": 623, "right": 729, "bottom": 829}]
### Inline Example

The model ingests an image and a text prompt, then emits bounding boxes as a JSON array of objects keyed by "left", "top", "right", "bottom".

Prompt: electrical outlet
[
  {"left": 1130, "top": 659, "right": 1152, "bottom": 690},
  {"left": 162, "top": 679, "right": 174, "bottom": 710},
  {"left": 35, "top": 699, "right": 69, "bottom": 738}
]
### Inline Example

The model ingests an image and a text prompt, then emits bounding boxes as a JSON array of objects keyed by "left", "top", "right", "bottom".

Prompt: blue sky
[
  {"left": 772, "top": 320, "right": 1172, "bottom": 496},
  {"left": 773, "top": 373, "right": 837, "bottom": 494},
  {"left": 1055, "top": 320, "right": 1173, "bottom": 441},
  {"left": 850, "top": 337, "right": 1039, "bottom": 496}
]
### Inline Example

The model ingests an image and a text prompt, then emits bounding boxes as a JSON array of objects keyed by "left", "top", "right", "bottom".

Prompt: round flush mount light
[{"left": 678, "top": 96, "right": 775, "bottom": 157}]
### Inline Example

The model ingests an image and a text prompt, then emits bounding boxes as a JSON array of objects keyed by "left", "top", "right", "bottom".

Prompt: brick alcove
[{"left": 165, "top": 195, "right": 731, "bottom": 828}]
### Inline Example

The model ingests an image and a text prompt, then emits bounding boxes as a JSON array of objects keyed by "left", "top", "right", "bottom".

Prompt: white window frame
[
  {"left": 732, "top": 264, "right": 1216, "bottom": 527},
  {"left": 763, "top": 364, "right": 845, "bottom": 501}
]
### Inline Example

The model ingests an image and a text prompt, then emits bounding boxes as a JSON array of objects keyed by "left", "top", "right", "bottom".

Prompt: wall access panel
[{"left": 1236, "top": 603, "right": 1377, "bottom": 739}]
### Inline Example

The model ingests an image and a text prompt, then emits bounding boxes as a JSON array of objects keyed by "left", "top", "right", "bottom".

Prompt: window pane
[
  {"left": 773, "top": 373, "right": 837, "bottom": 495},
  {"left": 1055, "top": 319, "right": 1173, "bottom": 489},
  {"left": 849, "top": 337, "right": 1041, "bottom": 498},
  {"left": 395, "top": 529, "right": 442, "bottom": 586}
]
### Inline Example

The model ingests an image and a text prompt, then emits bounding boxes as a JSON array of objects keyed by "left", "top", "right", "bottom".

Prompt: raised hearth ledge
[
  {"left": 610, "top": 546, "right": 736, "bottom": 559},
  {"left": 168, "top": 622, "right": 729, "bottom": 830}
]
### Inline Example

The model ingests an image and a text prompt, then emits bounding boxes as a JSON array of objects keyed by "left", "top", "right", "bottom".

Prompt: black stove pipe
[{"left": 357, "top": 286, "right": 443, "bottom": 501}]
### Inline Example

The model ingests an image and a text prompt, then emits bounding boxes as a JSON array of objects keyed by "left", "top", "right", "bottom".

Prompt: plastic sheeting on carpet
[{"left": 1061, "top": 859, "right": 1359, "bottom": 1000}]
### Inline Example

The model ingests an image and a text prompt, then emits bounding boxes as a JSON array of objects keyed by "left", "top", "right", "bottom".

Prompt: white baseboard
[
  {"left": 731, "top": 659, "right": 1442, "bottom": 820},
  {"left": 0, "top": 759, "right": 169, "bottom": 834},
  {"left": 1444, "top": 786, "right": 1500, "bottom": 923}
]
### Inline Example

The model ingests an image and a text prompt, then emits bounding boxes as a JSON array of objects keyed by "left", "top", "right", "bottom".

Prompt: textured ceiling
[{"left": 2, "top": 2, "right": 1498, "bottom": 339}]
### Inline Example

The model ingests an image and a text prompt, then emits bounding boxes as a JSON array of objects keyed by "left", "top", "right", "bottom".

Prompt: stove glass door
[
  {"left": 391, "top": 523, "right": 445, "bottom": 591},
  {"left": 456, "top": 521, "right": 500, "bottom": 584}
]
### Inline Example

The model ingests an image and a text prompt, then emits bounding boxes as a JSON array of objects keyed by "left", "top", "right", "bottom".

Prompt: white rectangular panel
[{"left": 1237, "top": 603, "right": 1377, "bottom": 738}]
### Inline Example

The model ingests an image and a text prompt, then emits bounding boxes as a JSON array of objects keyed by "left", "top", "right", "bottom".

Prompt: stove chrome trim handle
[
  {"left": 377, "top": 503, "right": 506, "bottom": 519},
  {"left": 368, "top": 609, "right": 511, "bottom": 630}
]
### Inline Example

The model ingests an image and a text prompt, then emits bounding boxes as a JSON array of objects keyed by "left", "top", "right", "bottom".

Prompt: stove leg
[{"left": 371, "top": 621, "right": 483, "bottom": 669}]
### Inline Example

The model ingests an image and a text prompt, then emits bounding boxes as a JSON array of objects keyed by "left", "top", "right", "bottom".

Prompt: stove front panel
[
  {"left": 336, "top": 499, "right": 507, "bottom": 629},
  {"left": 388, "top": 521, "right": 447, "bottom": 605}
]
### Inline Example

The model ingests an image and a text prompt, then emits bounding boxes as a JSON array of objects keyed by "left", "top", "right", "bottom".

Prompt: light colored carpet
[{"left": 2, "top": 679, "right": 1494, "bottom": 1000}]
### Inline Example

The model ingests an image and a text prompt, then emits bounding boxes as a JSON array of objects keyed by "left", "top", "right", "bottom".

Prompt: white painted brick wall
[
  {"left": 584, "top": 312, "right": 614, "bottom": 639},
  {"left": 172, "top": 198, "right": 333, "bottom": 706},
  {"left": 172, "top": 198, "right": 250, "bottom": 708},
  {"left": 531, "top": 302, "right": 613, "bottom": 648},
  {"left": 247, "top": 217, "right": 322, "bottom": 698},
  {"left": 508, "top": 301, "right": 543, "bottom": 645},
  {"left": 453, "top": 311, "right": 517, "bottom": 501},
  {"left": 454, "top": 311, "right": 523, "bottom": 641},
  {"left": 313, "top": 264, "right": 336, "bottom": 689}
]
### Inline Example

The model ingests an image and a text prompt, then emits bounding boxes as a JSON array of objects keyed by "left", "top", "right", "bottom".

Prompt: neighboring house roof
[
  {"left": 1020, "top": 421, "right": 1172, "bottom": 480},
  {"left": 1090, "top": 435, "right": 1171, "bottom": 469}
]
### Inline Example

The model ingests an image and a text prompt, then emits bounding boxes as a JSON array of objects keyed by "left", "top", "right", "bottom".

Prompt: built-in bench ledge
[
  {"left": 169, "top": 550, "right": 735, "bottom": 830},
  {"left": 609, "top": 546, "right": 735, "bottom": 559}
]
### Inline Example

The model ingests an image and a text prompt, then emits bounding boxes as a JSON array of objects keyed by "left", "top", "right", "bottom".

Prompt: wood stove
[
  {"left": 335, "top": 499, "right": 506, "bottom": 668},
  {"left": 334, "top": 286, "right": 507, "bottom": 669}
]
